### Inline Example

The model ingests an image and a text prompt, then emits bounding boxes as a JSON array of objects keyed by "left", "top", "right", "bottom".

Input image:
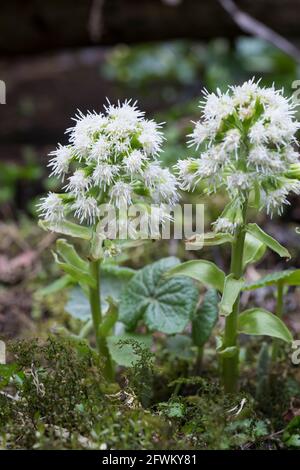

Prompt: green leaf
[
  {"left": 101, "top": 263, "right": 136, "bottom": 280},
  {"left": 38, "top": 274, "right": 74, "bottom": 296},
  {"left": 246, "top": 223, "right": 291, "bottom": 259},
  {"left": 107, "top": 333, "right": 152, "bottom": 367},
  {"left": 245, "top": 269, "right": 300, "bottom": 290},
  {"left": 0, "top": 363, "right": 18, "bottom": 389},
  {"left": 191, "top": 289, "right": 219, "bottom": 347},
  {"left": 242, "top": 232, "right": 266, "bottom": 268},
  {"left": 39, "top": 219, "right": 92, "bottom": 240},
  {"left": 65, "top": 288, "right": 91, "bottom": 320},
  {"left": 56, "top": 239, "right": 88, "bottom": 272},
  {"left": 283, "top": 416, "right": 300, "bottom": 447},
  {"left": 166, "top": 260, "right": 225, "bottom": 292},
  {"left": 98, "top": 299, "right": 118, "bottom": 336},
  {"left": 238, "top": 308, "right": 293, "bottom": 343},
  {"left": 53, "top": 252, "right": 96, "bottom": 288},
  {"left": 100, "top": 268, "right": 134, "bottom": 312},
  {"left": 219, "top": 275, "right": 244, "bottom": 316},
  {"left": 218, "top": 346, "right": 238, "bottom": 358},
  {"left": 119, "top": 257, "right": 199, "bottom": 334},
  {"left": 186, "top": 232, "right": 233, "bottom": 250},
  {"left": 166, "top": 335, "right": 194, "bottom": 360}
]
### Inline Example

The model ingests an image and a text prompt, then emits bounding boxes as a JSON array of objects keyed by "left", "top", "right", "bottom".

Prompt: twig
[{"left": 219, "top": 0, "right": 300, "bottom": 62}]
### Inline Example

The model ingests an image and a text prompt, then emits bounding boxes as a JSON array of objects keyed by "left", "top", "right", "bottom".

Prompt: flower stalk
[
  {"left": 89, "top": 258, "right": 114, "bottom": 381},
  {"left": 271, "top": 280, "right": 284, "bottom": 362},
  {"left": 222, "top": 197, "right": 248, "bottom": 393}
]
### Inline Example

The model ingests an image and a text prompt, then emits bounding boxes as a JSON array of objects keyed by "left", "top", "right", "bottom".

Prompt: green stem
[
  {"left": 89, "top": 259, "right": 114, "bottom": 381},
  {"left": 222, "top": 200, "right": 248, "bottom": 393},
  {"left": 271, "top": 280, "right": 284, "bottom": 362}
]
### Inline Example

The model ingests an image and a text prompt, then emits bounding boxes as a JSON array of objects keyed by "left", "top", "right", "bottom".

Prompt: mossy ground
[{"left": 1, "top": 335, "right": 299, "bottom": 450}]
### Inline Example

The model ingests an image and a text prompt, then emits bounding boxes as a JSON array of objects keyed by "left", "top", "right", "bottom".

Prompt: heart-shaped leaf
[
  {"left": 166, "top": 260, "right": 225, "bottom": 292},
  {"left": 119, "top": 257, "right": 199, "bottom": 334},
  {"left": 238, "top": 308, "right": 293, "bottom": 343}
]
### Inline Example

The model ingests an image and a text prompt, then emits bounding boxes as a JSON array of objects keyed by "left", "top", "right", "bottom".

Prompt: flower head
[
  {"left": 39, "top": 101, "right": 178, "bottom": 230},
  {"left": 177, "top": 79, "right": 300, "bottom": 220}
]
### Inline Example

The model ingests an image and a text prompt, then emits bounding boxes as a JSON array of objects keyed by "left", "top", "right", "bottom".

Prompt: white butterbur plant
[
  {"left": 39, "top": 100, "right": 178, "bottom": 232},
  {"left": 38, "top": 100, "right": 178, "bottom": 380},
  {"left": 177, "top": 79, "right": 300, "bottom": 226},
  {"left": 171, "top": 80, "right": 299, "bottom": 393}
]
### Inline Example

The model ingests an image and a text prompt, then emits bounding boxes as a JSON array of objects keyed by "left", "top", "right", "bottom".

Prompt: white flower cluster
[
  {"left": 176, "top": 79, "right": 300, "bottom": 229},
  {"left": 38, "top": 101, "right": 178, "bottom": 227}
]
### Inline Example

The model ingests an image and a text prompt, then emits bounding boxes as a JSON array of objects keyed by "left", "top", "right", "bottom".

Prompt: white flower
[
  {"left": 144, "top": 162, "right": 163, "bottom": 188},
  {"left": 67, "top": 111, "right": 106, "bottom": 158},
  {"left": 249, "top": 121, "right": 267, "bottom": 145},
  {"left": 212, "top": 217, "right": 237, "bottom": 235},
  {"left": 231, "top": 79, "right": 258, "bottom": 106},
  {"left": 188, "top": 121, "right": 211, "bottom": 149},
  {"left": 73, "top": 195, "right": 99, "bottom": 224},
  {"left": 123, "top": 150, "right": 147, "bottom": 175},
  {"left": 263, "top": 181, "right": 300, "bottom": 216},
  {"left": 105, "top": 100, "right": 144, "bottom": 124},
  {"left": 92, "top": 163, "right": 119, "bottom": 189},
  {"left": 238, "top": 102, "right": 256, "bottom": 120},
  {"left": 110, "top": 181, "right": 133, "bottom": 207},
  {"left": 154, "top": 169, "right": 178, "bottom": 204},
  {"left": 226, "top": 172, "right": 250, "bottom": 193},
  {"left": 285, "top": 146, "right": 299, "bottom": 163},
  {"left": 40, "top": 100, "right": 180, "bottom": 233},
  {"left": 65, "top": 169, "right": 91, "bottom": 195},
  {"left": 48, "top": 144, "right": 73, "bottom": 180},
  {"left": 138, "top": 120, "right": 163, "bottom": 155},
  {"left": 175, "top": 159, "right": 197, "bottom": 190},
  {"left": 223, "top": 129, "right": 241, "bottom": 153},
  {"left": 88, "top": 138, "right": 110, "bottom": 162},
  {"left": 179, "top": 80, "right": 300, "bottom": 217},
  {"left": 37, "top": 192, "right": 65, "bottom": 224},
  {"left": 201, "top": 89, "right": 234, "bottom": 120}
]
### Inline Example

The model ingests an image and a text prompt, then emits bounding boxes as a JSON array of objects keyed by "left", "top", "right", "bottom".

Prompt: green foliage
[
  {"left": 166, "top": 259, "right": 225, "bottom": 292},
  {"left": 0, "top": 337, "right": 170, "bottom": 450},
  {"left": 242, "top": 233, "right": 266, "bottom": 268},
  {"left": 119, "top": 257, "right": 199, "bottom": 334},
  {"left": 39, "top": 220, "right": 92, "bottom": 240},
  {"left": 191, "top": 289, "right": 219, "bottom": 347},
  {"left": 165, "top": 335, "right": 194, "bottom": 361},
  {"left": 283, "top": 416, "right": 300, "bottom": 448},
  {"left": 245, "top": 269, "right": 300, "bottom": 290},
  {"left": 246, "top": 224, "right": 291, "bottom": 259},
  {"left": 219, "top": 275, "right": 244, "bottom": 316},
  {"left": 107, "top": 334, "right": 152, "bottom": 367},
  {"left": 238, "top": 308, "right": 293, "bottom": 343}
]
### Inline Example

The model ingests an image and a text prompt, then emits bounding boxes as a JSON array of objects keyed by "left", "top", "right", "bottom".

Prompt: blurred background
[{"left": 1, "top": 0, "right": 300, "bottom": 339}]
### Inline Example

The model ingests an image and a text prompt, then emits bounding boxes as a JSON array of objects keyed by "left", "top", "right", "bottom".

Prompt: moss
[
  {"left": 0, "top": 336, "right": 171, "bottom": 450},
  {"left": 0, "top": 335, "right": 298, "bottom": 450}
]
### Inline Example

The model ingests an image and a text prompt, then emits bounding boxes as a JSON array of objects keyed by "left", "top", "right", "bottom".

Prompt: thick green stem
[
  {"left": 222, "top": 200, "right": 248, "bottom": 393},
  {"left": 271, "top": 281, "right": 284, "bottom": 362},
  {"left": 89, "top": 259, "right": 114, "bottom": 381}
]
